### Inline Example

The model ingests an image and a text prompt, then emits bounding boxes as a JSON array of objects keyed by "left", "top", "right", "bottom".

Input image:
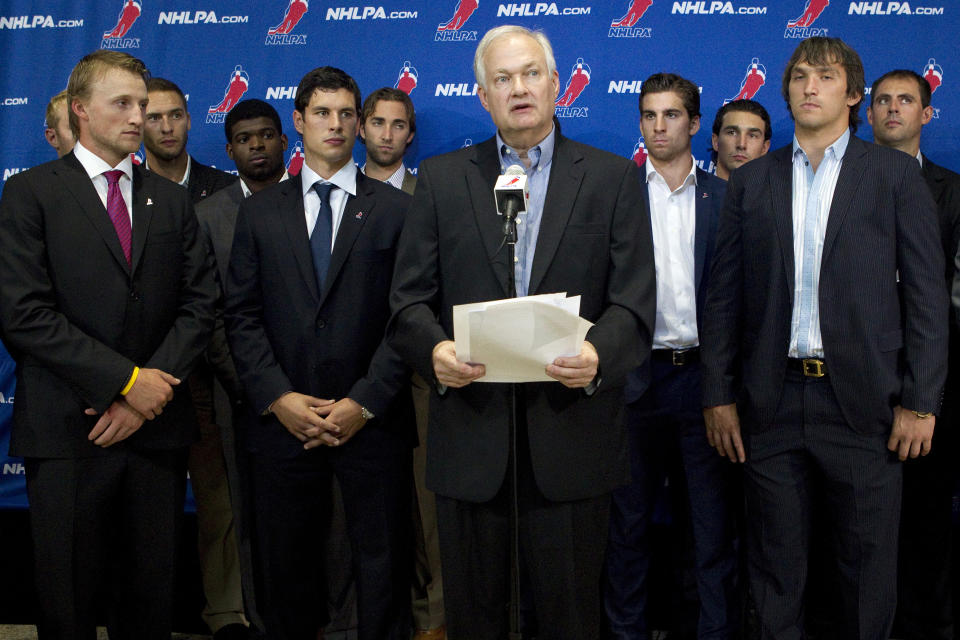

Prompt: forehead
[
  {"left": 641, "top": 90, "right": 685, "bottom": 112},
  {"left": 89, "top": 68, "right": 147, "bottom": 99},
  {"left": 146, "top": 90, "right": 186, "bottom": 112},
  {"left": 483, "top": 34, "right": 546, "bottom": 73},
  {"left": 306, "top": 87, "right": 356, "bottom": 110},
  {"left": 874, "top": 76, "right": 922, "bottom": 99},
  {"left": 721, "top": 110, "right": 765, "bottom": 130},
  {"left": 231, "top": 116, "right": 278, "bottom": 138},
  {"left": 792, "top": 57, "right": 846, "bottom": 76},
  {"left": 369, "top": 99, "right": 409, "bottom": 122}
]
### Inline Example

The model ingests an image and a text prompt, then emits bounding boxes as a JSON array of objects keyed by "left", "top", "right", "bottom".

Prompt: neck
[
  {"left": 305, "top": 154, "right": 350, "bottom": 180},
  {"left": 146, "top": 151, "right": 188, "bottom": 183},
  {"left": 881, "top": 137, "right": 920, "bottom": 159},
  {"left": 500, "top": 124, "right": 552, "bottom": 157},
  {"left": 78, "top": 136, "right": 126, "bottom": 168},
  {"left": 242, "top": 169, "right": 285, "bottom": 194},
  {"left": 649, "top": 152, "right": 694, "bottom": 192},
  {"left": 795, "top": 122, "right": 848, "bottom": 172},
  {"left": 364, "top": 157, "right": 401, "bottom": 182},
  {"left": 714, "top": 162, "right": 730, "bottom": 181}
]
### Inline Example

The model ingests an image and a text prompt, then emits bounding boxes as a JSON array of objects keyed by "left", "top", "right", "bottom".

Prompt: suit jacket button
[
  {"left": 129, "top": 290, "right": 141, "bottom": 301},
  {"left": 317, "top": 319, "right": 326, "bottom": 329}
]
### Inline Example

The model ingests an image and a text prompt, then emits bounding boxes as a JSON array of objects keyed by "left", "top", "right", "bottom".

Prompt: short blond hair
[
  {"left": 67, "top": 50, "right": 148, "bottom": 137},
  {"left": 45, "top": 90, "right": 68, "bottom": 130}
]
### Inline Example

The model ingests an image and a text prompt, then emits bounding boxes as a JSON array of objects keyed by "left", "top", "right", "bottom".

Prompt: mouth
[
  {"left": 248, "top": 154, "right": 268, "bottom": 165},
  {"left": 325, "top": 137, "right": 346, "bottom": 146},
  {"left": 732, "top": 154, "right": 748, "bottom": 162},
  {"left": 884, "top": 119, "right": 902, "bottom": 128},
  {"left": 377, "top": 145, "right": 395, "bottom": 153},
  {"left": 799, "top": 102, "right": 820, "bottom": 111},
  {"left": 510, "top": 103, "right": 534, "bottom": 114}
]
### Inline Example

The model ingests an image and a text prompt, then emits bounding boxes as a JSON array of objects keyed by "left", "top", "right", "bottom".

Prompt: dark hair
[
  {"left": 360, "top": 87, "right": 416, "bottom": 135},
  {"left": 870, "top": 69, "right": 931, "bottom": 109},
  {"left": 294, "top": 66, "right": 361, "bottom": 114},
  {"left": 711, "top": 99, "right": 772, "bottom": 140},
  {"left": 146, "top": 76, "right": 187, "bottom": 108},
  {"left": 225, "top": 99, "right": 283, "bottom": 142},
  {"left": 781, "top": 37, "right": 865, "bottom": 132},
  {"left": 639, "top": 72, "right": 700, "bottom": 119}
]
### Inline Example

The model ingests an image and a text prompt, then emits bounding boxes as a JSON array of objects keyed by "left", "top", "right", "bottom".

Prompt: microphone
[{"left": 494, "top": 164, "right": 528, "bottom": 221}]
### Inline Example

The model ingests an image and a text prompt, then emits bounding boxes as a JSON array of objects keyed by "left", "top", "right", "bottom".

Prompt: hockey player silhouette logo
[
  {"left": 103, "top": 0, "right": 141, "bottom": 39},
  {"left": 726, "top": 58, "right": 766, "bottom": 104},
  {"left": 556, "top": 58, "right": 591, "bottom": 107},
  {"left": 438, "top": 0, "right": 479, "bottom": 31},
  {"left": 632, "top": 137, "right": 648, "bottom": 167},
  {"left": 786, "top": 0, "right": 829, "bottom": 28},
  {"left": 396, "top": 61, "right": 418, "bottom": 95},
  {"left": 287, "top": 141, "right": 305, "bottom": 176},
  {"left": 208, "top": 66, "right": 250, "bottom": 114},
  {"left": 611, "top": 0, "right": 652, "bottom": 28},
  {"left": 269, "top": 0, "right": 308, "bottom": 35},
  {"left": 923, "top": 58, "right": 943, "bottom": 94}
]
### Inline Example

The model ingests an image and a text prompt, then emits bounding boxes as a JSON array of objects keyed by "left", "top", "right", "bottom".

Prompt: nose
[
  {"left": 654, "top": 115, "right": 666, "bottom": 132},
  {"left": 803, "top": 75, "right": 818, "bottom": 96},
  {"left": 329, "top": 112, "right": 343, "bottom": 131},
  {"left": 249, "top": 134, "right": 265, "bottom": 149},
  {"left": 736, "top": 133, "right": 748, "bottom": 150},
  {"left": 510, "top": 74, "right": 528, "bottom": 96}
]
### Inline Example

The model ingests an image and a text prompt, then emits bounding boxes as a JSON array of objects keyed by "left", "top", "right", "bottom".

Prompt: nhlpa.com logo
[
  {"left": 631, "top": 136, "right": 648, "bottom": 167},
  {"left": 0, "top": 15, "right": 84, "bottom": 29},
  {"left": 725, "top": 58, "right": 766, "bottom": 104},
  {"left": 101, "top": 0, "right": 142, "bottom": 48},
  {"left": 923, "top": 58, "right": 943, "bottom": 119},
  {"left": 608, "top": 0, "right": 653, "bottom": 38},
  {"left": 206, "top": 66, "right": 250, "bottom": 124},
  {"left": 287, "top": 141, "right": 305, "bottom": 175},
  {"left": 266, "top": 0, "right": 308, "bottom": 45},
  {"left": 435, "top": 0, "right": 479, "bottom": 41},
  {"left": 784, "top": 0, "right": 829, "bottom": 38},
  {"left": 396, "top": 61, "right": 418, "bottom": 95},
  {"left": 556, "top": 58, "right": 591, "bottom": 118}
]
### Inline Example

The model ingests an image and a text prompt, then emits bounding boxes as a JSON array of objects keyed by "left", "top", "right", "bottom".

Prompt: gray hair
[{"left": 473, "top": 25, "right": 557, "bottom": 91}]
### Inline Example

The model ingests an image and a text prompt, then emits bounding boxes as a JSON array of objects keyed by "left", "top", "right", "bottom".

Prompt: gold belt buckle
[
  {"left": 801, "top": 358, "right": 825, "bottom": 378},
  {"left": 672, "top": 350, "right": 684, "bottom": 366}
]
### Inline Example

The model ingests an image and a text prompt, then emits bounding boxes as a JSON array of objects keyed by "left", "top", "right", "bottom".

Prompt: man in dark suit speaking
[
  {"left": 224, "top": 67, "right": 413, "bottom": 640},
  {"left": 0, "top": 50, "right": 217, "bottom": 638},
  {"left": 389, "top": 25, "right": 655, "bottom": 639},
  {"left": 700, "top": 37, "right": 948, "bottom": 639}
]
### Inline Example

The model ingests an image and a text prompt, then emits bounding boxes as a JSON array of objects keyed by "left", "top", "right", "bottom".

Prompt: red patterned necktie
[{"left": 103, "top": 170, "right": 132, "bottom": 265}]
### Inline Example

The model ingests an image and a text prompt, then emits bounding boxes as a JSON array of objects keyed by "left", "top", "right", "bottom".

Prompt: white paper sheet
[{"left": 453, "top": 293, "right": 594, "bottom": 382}]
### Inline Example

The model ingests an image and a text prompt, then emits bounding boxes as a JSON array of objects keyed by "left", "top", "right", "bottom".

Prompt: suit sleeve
[
  {"left": 896, "top": 158, "right": 949, "bottom": 413},
  {"left": 583, "top": 159, "right": 655, "bottom": 386},
  {"left": 223, "top": 199, "right": 294, "bottom": 414},
  {"left": 0, "top": 173, "right": 135, "bottom": 411},
  {"left": 388, "top": 160, "right": 452, "bottom": 382},
  {"left": 700, "top": 172, "right": 745, "bottom": 408}
]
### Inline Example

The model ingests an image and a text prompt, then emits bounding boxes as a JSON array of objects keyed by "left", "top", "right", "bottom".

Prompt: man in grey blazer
[{"left": 700, "top": 37, "right": 948, "bottom": 639}]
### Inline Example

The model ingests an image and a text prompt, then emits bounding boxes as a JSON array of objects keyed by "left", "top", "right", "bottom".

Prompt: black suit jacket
[
  {"left": 922, "top": 155, "right": 960, "bottom": 286},
  {"left": 701, "top": 136, "right": 948, "bottom": 435},
  {"left": 389, "top": 132, "right": 656, "bottom": 503},
  {"left": 625, "top": 165, "right": 725, "bottom": 403},
  {"left": 188, "top": 156, "right": 238, "bottom": 204},
  {"left": 224, "top": 171, "right": 413, "bottom": 459},
  {"left": 0, "top": 152, "right": 218, "bottom": 457}
]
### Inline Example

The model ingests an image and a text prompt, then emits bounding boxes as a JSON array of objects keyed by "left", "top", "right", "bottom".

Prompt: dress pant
[
  {"left": 25, "top": 447, "right": 188, "bottom": 640},
  {"left": 436, "top": 405, "right": 610, "bottom": 640},
  {"left": 743, "top": 369, "right": 901, "bottom": 640},
  {"left": 605, "top": 360, "right": 740, "bottom": 640},
  {"left": 249, "top": 423, "right": 412, "bottom": 640}
]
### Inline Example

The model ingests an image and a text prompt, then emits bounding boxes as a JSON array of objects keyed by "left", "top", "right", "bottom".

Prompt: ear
[
  {"left": 292, "top": 109, "right": 304, "bottom": 136},
  {"left": 866, "top": 105, "right": 875, "bottom": 126},
  {"left": 280, "top": 133, "right": 289, "bottom": 152},
  {"left": 186, "top": 111, "right": 191, "bottom": 132},
  {"left": 921, "top": 105, "right": 934, "bottom": 126},
  {"left": 405, "top": 130, "right": 415, "bottom": 146},
  {"left": 711, "top": 133, "right": 719, "bottom": 153},
  {"left": 761, "top": 139, "right": 771, "bottom": 154},
  {"left": 550, "top": 69, "right": 560, "bottom": 101},
  {"left": 225, "top": 142, "right": 234, "bottom": 161},
  {"left": 45, "top": 128, "right": 59, "bottom": 150},
  {"left": 477, "top": 85, "right": 490, "bottom": 113},
  {"left": 689, "top": 114, "right": 701, "bottom": 137}
]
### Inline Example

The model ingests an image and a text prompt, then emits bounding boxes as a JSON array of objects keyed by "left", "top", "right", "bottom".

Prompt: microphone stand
[{"left": 503, "top": 199, "right": 523, "bottom": 640}]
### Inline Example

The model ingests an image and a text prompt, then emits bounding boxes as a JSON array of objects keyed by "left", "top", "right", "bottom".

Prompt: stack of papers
[{"left": 453, "top": 293, "right": 594, "bottom": 383}]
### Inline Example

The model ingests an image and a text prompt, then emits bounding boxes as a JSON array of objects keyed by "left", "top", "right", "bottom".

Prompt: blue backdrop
[{"left": 0, "top": 0, "right": 958, "bottom": 507}]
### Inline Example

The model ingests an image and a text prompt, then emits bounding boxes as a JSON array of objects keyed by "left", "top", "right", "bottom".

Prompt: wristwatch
[
  {"left": 360, "top": 405, "right": 375, "bottom": 421},
  {"left": 912, "top": 410, "right": 933, "bottom": 419}
]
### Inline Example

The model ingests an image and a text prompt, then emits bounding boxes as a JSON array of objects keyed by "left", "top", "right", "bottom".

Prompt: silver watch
[{"left": 360, "top": 406, "right": 375, "bottom": 421}]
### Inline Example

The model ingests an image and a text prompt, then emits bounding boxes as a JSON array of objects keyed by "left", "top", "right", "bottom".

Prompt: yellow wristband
[{"left": 120, "top": 366, "right": 140, "bottom": 396}]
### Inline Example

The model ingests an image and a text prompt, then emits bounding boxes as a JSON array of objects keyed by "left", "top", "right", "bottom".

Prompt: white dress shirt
[
  {"left": 240, "top": 170, "right": 289, "bottom": 199},
  {"left": 646, "top": 157, "right": 699, "bottom": 349},
  {"left": 299, "top": 161, "right": 357, "bottom": 252},
  {"left": 361, "top": 163, "right": 406, "bottom": 191},
  {"left": 72, "top": 142, "right": 134, "bottom": 225}
]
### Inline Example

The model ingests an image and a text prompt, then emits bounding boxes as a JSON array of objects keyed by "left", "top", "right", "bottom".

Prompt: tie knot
[
  {"left": 104, "top": 170, "right": 124, "bottom": 185},
  {"left": 313, "top": 181, "right": 333, "bottom": 201}
]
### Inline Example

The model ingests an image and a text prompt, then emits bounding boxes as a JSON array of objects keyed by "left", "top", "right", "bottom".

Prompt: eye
[
  {"left": 494, "top": 75, "right": 509, "bottom": 85},
  {"left": 263, "top": 130, "right": 274, "bottom": 139},
  {"left": 236, "top": 135, "right": 249, "bottom": 143}
]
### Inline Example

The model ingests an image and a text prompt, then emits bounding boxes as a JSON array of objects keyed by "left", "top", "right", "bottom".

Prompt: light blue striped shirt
[
  {"left": 496, "top": 127, "right": 556, "bottom": 297},
  {"left": 789, "top": 128, "right": 850, "bottom": 358}
]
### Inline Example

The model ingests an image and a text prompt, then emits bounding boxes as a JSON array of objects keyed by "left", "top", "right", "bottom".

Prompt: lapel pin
[
  {"left": 146, "top": 198, "right": 154, "bottom": 205},
  {"left": 702, "top": 193, "right": 709, "bottom": 198},
  {"left": 355, "top": 211, "right": 364, "bottom": 220}
]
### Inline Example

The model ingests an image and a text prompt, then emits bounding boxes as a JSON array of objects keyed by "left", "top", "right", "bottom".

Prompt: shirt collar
[
  {"left": 241, "top": 170, "right": 289, "bottom": 199},
  {"left": 360, "top": 162, "right": 406, "bottom": 182},
  {"left": 143, "top": 154, "right": 191, "bottom": 185},
  {"left": 496, "top": 125, "right": 555, "bottom": 173},
  {"left": 644, "top": 155, "right": 698, "bottom": 189},
  {"left": 300, "top": 160, "right": 357, "bottom": 198},
  {"left": 73, "top": 141, "right": 134, "bottom": 182},
  {"left": 792, "top": 127, "right": 851, "bottom": 162},
  {"left": 917, "top": 151, "right": 924, "bottom": 167}
]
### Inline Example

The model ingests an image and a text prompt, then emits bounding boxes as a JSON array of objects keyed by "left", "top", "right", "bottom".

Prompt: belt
[
  {"left": 652, "top": 347, "right": 700, "bottom": 366},
  {"left": 787, "top": 357, "right": 828, "bottom": 378}
]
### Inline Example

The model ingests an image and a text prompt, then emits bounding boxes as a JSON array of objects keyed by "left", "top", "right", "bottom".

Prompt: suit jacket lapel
[
  {"left": 771, "top": 146, "right": 795, "bottom": 298},
  {"left": 693, "top": 170, "right": 712, "bottom": 296},
  {"left": 278, "top": 175, "right": 320, "bottom": 302},
  {"left": 468, "top": 138, "right": 512, "bottom": 295},
  {"left": 57, "top": 153, "right": 131, "bottom": 275},
  {"left": 529, "top": 135, "right": 583, "bottom": 295},
  {"left": 320, "top": 174, "right": 375, "bottom": 306},
  {"left": 130, "top": 167, "right": 153, "bottom": 272},
  {"left": 822, "top": 136, "right": 868, "bottom": 264}
]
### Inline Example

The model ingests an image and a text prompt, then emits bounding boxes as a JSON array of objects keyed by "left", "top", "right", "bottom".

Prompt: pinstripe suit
[{"left": 701, "top": 134, "right": 948, "bottom": 638}]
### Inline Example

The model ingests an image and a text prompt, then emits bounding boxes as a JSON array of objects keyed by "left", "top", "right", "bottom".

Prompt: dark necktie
[
  {"left": 103, "top": 170, "right": 132, "bottom": 265},
  {"left": 309, "top": 182, "right": 334, "bottom": 290}
]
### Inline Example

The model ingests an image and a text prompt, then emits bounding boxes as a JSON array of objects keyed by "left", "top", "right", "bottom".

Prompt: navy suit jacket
[
  {"left": 624, "top": 165, "right": 726, "bottom": 403},
  {"left": 701, "top": 135, "right": 948, "bottom": 435},
  {"left": 224, "top": 171, "right": 413, "bottom": 458}
]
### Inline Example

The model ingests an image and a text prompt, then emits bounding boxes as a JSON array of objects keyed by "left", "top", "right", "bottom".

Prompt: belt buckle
[
  {"left": 672, "top": 350, "right": 685, "bottom": 366},
  {"left": 801, "top": 358, "right": 825, "bottom": 378}
]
